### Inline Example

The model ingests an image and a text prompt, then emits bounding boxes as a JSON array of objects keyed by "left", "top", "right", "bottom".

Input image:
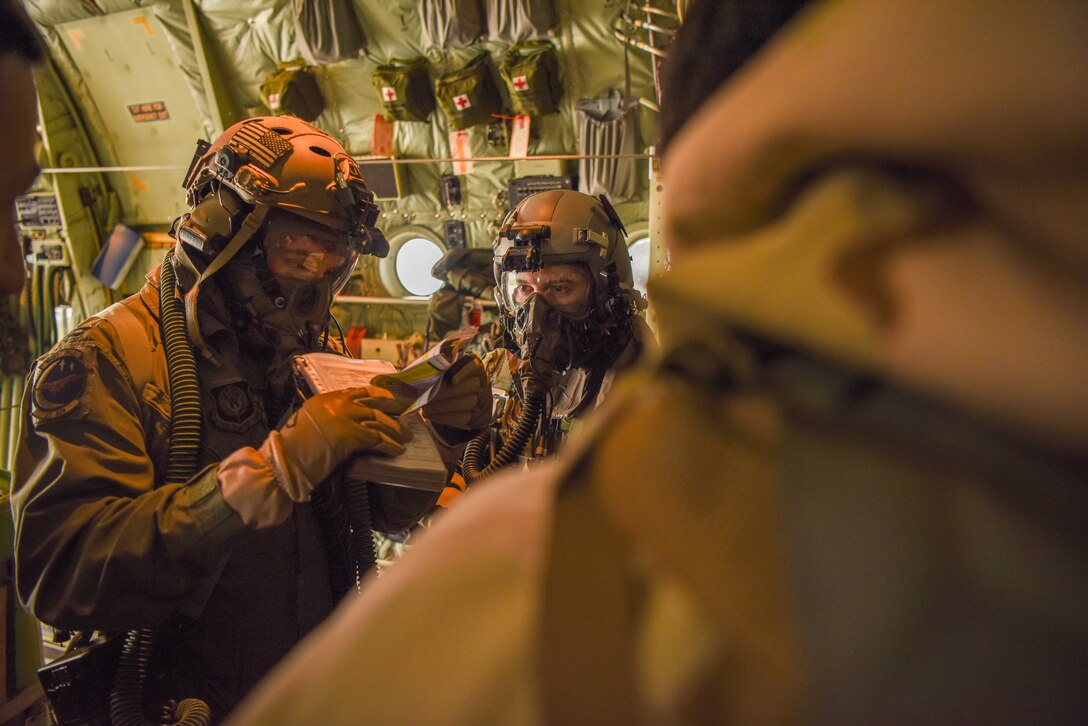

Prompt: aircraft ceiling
[{"left": 22, "top": 0, "right": 669, "bottom": 337}]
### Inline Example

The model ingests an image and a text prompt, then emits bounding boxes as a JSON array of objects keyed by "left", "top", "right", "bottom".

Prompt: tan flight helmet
[
  {"left": 494, "top": 188, "right": 641, "bottom": 317},
  {"left": 493, "top": 189, "right": 644, "bottom": 367},
  {"left": 174, "top": 115, "right": 387, "bottom": 271},
  {"left": 170, "top": 116, "right": 388, "bottom": 356}
]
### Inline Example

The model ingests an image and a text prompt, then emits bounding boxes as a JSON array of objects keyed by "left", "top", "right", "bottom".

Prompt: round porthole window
[
  {"left": 395, "top": 237, "right": 444, "bottom": 296},
  {"left": 377, "top": 227, "right": 447, "bottom": 298},
  {"left": 628, "top": 235, "right": 651, "bottom": 296}
]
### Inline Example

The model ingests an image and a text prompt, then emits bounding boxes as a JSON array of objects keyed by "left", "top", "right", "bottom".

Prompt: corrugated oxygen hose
[
  {"left": 346, "top": 482, "right": 376, "bottom": 588},
  {"left": 110, "top": 253, "right": 211, "bottom": 726},
  {"left": 462, "top": 391, "right": 545, "bottom": 482}
]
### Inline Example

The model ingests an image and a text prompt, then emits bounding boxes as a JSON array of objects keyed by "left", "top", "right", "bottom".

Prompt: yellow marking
[{"left": 132, "top": 16, "right": 154, "bottom": 36}]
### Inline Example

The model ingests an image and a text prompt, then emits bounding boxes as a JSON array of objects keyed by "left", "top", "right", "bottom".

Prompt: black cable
[{"left": 330, "top": 312, "right": 349, "bottom": 355}]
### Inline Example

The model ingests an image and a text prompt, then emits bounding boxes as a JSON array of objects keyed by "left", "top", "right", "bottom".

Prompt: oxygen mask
[
  {"left": 511, "top": 293, "right": 569, "bottom": 389},
  {"left": 502, "top": 263, "right": 594, "bottom": 387},
  {"left": 224, "top": 214, "right": 360, "bottom": 354}
]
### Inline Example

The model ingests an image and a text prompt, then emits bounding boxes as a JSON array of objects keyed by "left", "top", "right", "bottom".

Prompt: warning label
[{"left": 128, "top": 101, "right": 170, "bottom": 123}]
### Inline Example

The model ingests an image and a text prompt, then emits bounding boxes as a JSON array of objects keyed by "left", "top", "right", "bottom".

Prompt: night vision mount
[
  {"left": 498, "top": 223, "right": 550, "bottom": 272},
  {"left": 334, "top": 160, "right": 389, "bottom": 258}
]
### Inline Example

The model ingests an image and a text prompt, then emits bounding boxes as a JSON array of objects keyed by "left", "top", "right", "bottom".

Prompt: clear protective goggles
[
  {"left": 263, "top": 221, "right": 359, "bottom": 293},
  {"left": 499, "top": 263, "right": 592, "bottom": 316}
]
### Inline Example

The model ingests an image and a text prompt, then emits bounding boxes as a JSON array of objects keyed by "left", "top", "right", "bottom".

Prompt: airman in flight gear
[
  {"left": 11, "top": 116, "right": 489, "bottom": 723},
  {"left": 451, "top": 188, "right": 653, "bottom": 496}
]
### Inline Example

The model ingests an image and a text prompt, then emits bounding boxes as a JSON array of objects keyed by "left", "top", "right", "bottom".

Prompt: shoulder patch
[{"left": 32, "top": 354, "right": 88, "bottom": 419}]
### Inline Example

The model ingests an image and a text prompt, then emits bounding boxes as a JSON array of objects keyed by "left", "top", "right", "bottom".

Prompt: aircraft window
[
  {"left": 628, "top": 235, "right": 651, "bottom": 296},
  {"left": 394, "top": 236, "right": 444, "bottom": 296}
]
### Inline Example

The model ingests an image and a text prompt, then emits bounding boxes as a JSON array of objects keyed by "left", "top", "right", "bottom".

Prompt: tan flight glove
[
  {"left": 415, "top": 356, "right": 493, "bottom": 432},
  {"left": 262, "top": 386, "right": 412, "bottom": 500},
  {"left": 219, "top": 386, "right": 411, "bottom": 528}
]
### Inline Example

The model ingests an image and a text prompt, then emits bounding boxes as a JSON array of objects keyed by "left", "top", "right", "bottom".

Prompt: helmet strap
[{"left": 184, "top": 204, "right": 271, "bottom": 366}]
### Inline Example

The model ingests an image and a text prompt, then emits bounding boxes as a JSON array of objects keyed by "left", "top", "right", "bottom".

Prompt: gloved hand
[
  {"left": 260, "top": 386, "right": 412, "bottom": 501},
  {"left": 415, "top": 355, "right": 493, "bottom": 431}
]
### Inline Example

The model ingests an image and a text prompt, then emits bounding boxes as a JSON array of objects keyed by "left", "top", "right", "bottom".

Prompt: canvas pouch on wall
[
  {"left": 486, "top": 0, "right": 556, "bottom": 43},
  {"left": 575, "top": 89, "right": 640, "bottom": 201},
  {"left": 372, "top": 58, "right": 435, "bottom": 123},
  {"left": 418, "top": 0, "right": 486, "bottom": 49},
  {"left": 435, "top": 52, "right": 504, "bottom": 130},
  {"left": 426, "top": 287, "right": 466, "bottom": 341},
  {"left": 499, "top": 40, "right": 561, "bottom": 117},
  {"left": 292, "top": 0, "right": 366, "bottom": 65},
  {"left": 260, "top": 62, "right": 326, "bottom": 121},
  {"left": 431, "top": 247, "right": 493, "bottom": 294},
  {"left": 427, "top": 247, "right": 494, "bottom": 340}
]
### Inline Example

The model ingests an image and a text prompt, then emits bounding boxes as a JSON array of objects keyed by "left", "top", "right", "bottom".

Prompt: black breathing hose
[
  {"left": 311, "top": 484, "right": 352, "bottom": 603},
  {"left": 110, "top": 254, "right": 211, "bottom": 726},
  {"left": 345, "top": 482, "right": 376, "bottom": 588},
  {"left": 159, "top": 254, "right": 204, "bottom": 484},
  {"left": 462, "top": 391, "right": 546, "bottom": 482}
]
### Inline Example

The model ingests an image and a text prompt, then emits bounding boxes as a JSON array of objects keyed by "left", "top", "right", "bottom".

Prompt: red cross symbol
[
  {"left": 454, "top": 93, "right": 471, "bottom": 110},
  {"left": 513, "top": 75, "right": 528, "bottom": 91},
  {"left": 382, "top": 86, "right": 397, "bottom": 101}
]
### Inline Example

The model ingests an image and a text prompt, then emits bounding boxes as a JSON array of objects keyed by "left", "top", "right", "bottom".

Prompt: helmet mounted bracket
[{"left": 499, "top": 223, "right": 550, "bottom": 272}]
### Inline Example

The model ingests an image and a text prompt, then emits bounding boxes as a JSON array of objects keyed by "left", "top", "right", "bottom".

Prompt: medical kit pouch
[
  {"left": 434, "top": 52, "right": 504, "bottom": 130},
  {"left": 372, "top": 57, "right": 436, "bottom": 123},
  {"left": 260, "top": 61, "right": 325, "bottom": 121},
  {"left": 499, "top": 40, "right": 562, "bottom": 116}
]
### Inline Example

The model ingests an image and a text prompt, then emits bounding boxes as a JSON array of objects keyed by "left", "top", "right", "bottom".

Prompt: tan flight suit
[
  {"left": 437, "top": 316, "right": 654, "bottom": 507},
  {"left": 11, "top": 264, "right": 342, "bottom": 719}
]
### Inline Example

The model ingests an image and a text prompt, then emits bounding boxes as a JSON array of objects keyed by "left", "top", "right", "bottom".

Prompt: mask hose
[
  {"left": 109, "top": 253, "right": 211, "bottom": 726},
  {"left": 462, "top": 390, "right": 546, "bottom": 482},
  {"left": 346, "top": 480, "right": 377, "bottom": 586}
]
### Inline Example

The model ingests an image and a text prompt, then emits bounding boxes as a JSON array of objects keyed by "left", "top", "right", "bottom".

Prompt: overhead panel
[{"left": 56, "top": 8, "right": 206, "bottom": 226}]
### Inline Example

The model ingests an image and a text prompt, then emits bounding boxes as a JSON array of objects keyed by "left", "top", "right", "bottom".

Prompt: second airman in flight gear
[{"left": 450, "top": 189, "right": 653, "bottom": 498}]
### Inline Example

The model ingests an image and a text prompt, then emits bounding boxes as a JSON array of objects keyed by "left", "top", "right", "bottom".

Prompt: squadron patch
[
  {"left": 32, "top": 355, "right": 87, "bottom": 419},
  {"left": 209, "top": 382, "right": 260, "bottom": 433}
]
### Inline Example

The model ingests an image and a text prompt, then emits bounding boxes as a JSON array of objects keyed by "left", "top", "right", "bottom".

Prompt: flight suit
[
  {"left": 11, "top": 265, "right": 343, "bottom": 718},
  {"left": 437, "top": 316, "right": 654, "bottom": 508}
]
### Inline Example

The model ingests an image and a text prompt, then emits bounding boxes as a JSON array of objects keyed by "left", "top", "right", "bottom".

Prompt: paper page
[
  {"left": 509, "top": 116, "right": 531, "bottom": 159},
  {"left": 299, "top": 355, "right": 395, "bottom": 394},
  {"left": 449, "top": 129, "right": 474, "bottom": 175},
  {"left": 295, "top": 353, "right": 448, "bottom": 490},
  {"left": 370, "top": 327, "right": 477, "bottom": 413}
]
